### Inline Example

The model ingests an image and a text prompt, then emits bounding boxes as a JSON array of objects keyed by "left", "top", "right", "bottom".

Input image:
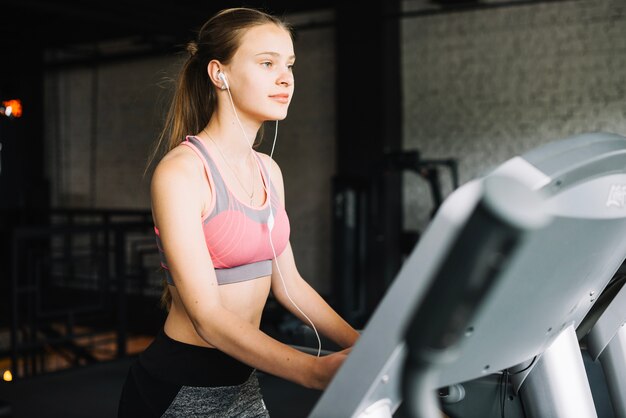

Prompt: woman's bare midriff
[{"left": 163, "top": 275, "right": 272, "bottom": 348}]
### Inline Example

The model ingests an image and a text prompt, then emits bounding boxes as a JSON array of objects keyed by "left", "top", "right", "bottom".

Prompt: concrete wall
[
  {"left": 45, "top": 55, "right": 173, "bottom": 208},
  {"left": 401, "top": 0, "right": 626, "bottom": 231}
]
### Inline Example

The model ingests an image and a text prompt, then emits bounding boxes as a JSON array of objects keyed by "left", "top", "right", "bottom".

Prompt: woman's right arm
[{"left": 151, "top": 153, "right": 347, "bottom": 389}]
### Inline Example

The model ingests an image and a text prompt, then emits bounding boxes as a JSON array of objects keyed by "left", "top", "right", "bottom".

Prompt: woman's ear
[{"left": 208, "top": 60, "right": 227, "bottom": 90}]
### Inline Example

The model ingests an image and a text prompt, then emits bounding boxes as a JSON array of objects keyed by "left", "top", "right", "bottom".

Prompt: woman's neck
[{"left": 202, "top": 112, "right": 261, "bottom": 164}]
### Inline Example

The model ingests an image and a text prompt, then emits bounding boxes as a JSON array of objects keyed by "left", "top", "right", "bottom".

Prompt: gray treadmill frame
[
  {"left": 309, "top": 133, "right": 626, "bottom": 418},
  {"left": 586, "top": 275, "right": 626, "bottom": 417}
]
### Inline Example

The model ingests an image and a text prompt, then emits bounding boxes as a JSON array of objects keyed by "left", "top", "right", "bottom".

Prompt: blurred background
[{"left": 0, "top": 0, "right": 625, "bottom": 416}]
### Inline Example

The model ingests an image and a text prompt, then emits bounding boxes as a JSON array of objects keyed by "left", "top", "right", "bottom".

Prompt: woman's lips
[{"left": 269, "top": 94, "right": 290, "bottom": 104}]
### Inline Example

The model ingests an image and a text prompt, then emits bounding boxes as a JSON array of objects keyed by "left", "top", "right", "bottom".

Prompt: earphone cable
[
  {"left": 266, "top": 120, "right": 322, "bottom": 358},
  {"left": 226, "top": 87, "right": 255, "bottom": 150},
  {"left": 224, "top": 88, "right": 322, "bottom": 358}
]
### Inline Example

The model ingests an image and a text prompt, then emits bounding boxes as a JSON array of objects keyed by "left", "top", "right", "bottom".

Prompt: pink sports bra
[{"left": 155, "top": 136, "right": 290, "bottom": 285}]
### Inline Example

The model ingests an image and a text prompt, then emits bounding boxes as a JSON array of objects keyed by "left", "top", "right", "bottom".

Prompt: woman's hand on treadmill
[{"left": 309, "top": 347, "right": 352, "bottom": 390}]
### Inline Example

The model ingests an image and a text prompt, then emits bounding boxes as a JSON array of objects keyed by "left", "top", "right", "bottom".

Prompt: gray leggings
[{"left": 162, "top": 372, "right": 269, "bottom": 418}]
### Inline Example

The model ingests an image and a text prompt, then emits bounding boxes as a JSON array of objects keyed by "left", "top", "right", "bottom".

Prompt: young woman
[{"left": 117, "top": 7, "right": 359, "bottom": 417}]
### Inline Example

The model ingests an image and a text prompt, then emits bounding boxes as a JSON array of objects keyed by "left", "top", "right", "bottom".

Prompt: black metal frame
[{"left": 7, "top": 208, "right": 157, "bottom": 379}]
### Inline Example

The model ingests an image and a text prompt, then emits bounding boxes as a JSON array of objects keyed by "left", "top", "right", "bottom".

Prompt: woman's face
[{"left": 224, "top": 23, "right": 295, "bottom": 123}]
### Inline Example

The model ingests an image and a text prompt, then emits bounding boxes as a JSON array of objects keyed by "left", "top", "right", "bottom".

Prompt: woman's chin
[{"left": 263, "top": 112, "right": 288, "bottom": 122}]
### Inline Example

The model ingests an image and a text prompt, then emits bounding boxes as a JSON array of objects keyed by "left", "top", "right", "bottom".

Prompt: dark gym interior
[{"left": 1, "top": 0, "right": 625, "bottom": 417}]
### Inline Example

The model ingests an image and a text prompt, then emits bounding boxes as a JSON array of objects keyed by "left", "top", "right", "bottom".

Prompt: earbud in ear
[{"left": 218, "top": 72, "right": 229, "bottom": 90}]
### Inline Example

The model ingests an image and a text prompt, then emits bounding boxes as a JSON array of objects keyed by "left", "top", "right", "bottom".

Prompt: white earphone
[
  {"left": 264, "top": 121, "right": 320, "bottom": 357},
  {"left": 220, "top": 78, "right": 322, "bottom": 357},
  {"left": 218, "top": 71, "right": 229, "bottom": 90}
]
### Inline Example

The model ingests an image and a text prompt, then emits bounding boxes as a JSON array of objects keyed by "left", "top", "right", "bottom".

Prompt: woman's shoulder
[
  {"left": 255, "top": 152, "right": 283, "bottom": 177},
  {"left": 152, "top": 144, "right": 205, "bottom": 190}
]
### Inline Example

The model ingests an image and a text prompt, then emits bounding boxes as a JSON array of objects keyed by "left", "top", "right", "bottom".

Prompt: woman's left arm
[
  {"left": 271, "top": 243, "right": 360, "bottom": 349},
  {"left": 262, "top": 154, "right": 359, "bottom": 349}
]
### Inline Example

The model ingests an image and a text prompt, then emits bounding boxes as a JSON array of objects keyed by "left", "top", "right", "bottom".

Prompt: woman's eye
[{"left": 261, "top": 62, "right": 272, "bottom": 68}]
